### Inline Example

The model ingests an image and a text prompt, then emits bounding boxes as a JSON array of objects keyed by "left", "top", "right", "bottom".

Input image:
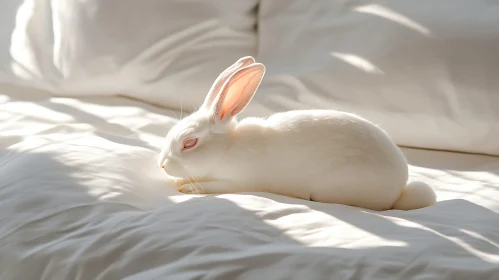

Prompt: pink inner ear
[
  {"left": 231, "top": 107, "right": 239, "bottom": 116},
  {"left": 219, "top": 71, "right": 263, "bottom": 120},
  {"left": 203, "top": 57, "right": 255, "bottom": 109}
]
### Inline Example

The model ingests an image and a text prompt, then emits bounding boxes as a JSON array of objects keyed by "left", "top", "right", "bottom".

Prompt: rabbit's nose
[
  {"left": 160, "top": 158, "right": 168, "bottom": 169},
  {"left": 158, "top": 157, "right": 166, "bottom": 169}
]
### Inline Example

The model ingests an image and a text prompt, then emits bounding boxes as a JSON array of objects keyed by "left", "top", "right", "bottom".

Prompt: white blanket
[{"left": 1, "top": 85, "right": 498, "bottom": 279}]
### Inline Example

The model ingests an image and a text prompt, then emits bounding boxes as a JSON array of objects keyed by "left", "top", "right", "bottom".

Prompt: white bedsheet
[{"left": 1, "top": 84, "right": 498, "bottom": 279}]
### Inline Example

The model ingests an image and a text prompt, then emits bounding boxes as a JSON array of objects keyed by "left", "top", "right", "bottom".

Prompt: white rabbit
[{"left": 158, "top": 56, "right": 436, "bottom": 211}]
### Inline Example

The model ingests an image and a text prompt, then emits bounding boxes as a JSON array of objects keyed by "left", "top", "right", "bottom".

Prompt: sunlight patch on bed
[
  {"left": 53, "top": 98, "right": 143, "bottom": 119},
  {"left": 0, "top": 111, "right": 12, "bottom": 121},
  {"left": 330, "top": 52, "right": 384, "bottom": 74},
  {"left": 460, "top": 229, "right": 499, "bottom": 249},
  {"left": 0, "top": 121, "right": 54, "bottom": 137},
  {"left": 354, "top": 4, "right": 431, "bottom": 36},
  {"left": 282, "top": 213, "right": 409, "bottom": 248},
  {"left": 0, "top": 94, "right": 9, "bottom": 103},
  {"left": 391, "top": 217, "right": 499, "bottom": 262},
  {"left": 220, "top": 195, "right": 409, "bottom": 247},
  {"left": 3, "top": 102, "right": 74, "bottom": 122}
]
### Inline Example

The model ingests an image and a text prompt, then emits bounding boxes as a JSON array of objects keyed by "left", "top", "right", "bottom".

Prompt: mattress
[{"left": 1, "top": 84, "right": 498, "bottom": 279}]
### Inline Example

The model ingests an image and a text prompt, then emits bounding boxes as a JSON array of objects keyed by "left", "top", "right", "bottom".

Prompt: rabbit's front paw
[{"left": 179, "top": 183, "right": 205, "bottom": 194}]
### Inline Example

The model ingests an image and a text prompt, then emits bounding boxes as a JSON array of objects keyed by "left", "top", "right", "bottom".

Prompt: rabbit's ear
[
  {"left": 211, "top": 63, "right": 265, "bottom": 123},
  {"left": 202, "top": 56, "right": 255, "bottom": 110}
]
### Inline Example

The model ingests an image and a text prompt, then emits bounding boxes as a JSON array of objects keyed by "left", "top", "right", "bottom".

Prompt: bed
[
  {"left": 1, "top": 0, "right": 499, "bottom": 279},
  {"left": 1, "top": 85, "right": 498, "bottom": 279}
]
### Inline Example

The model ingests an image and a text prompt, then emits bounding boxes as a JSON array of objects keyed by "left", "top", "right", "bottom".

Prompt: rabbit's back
[{"left": 229, "top": 110, "right": 409, "bottom": 210}]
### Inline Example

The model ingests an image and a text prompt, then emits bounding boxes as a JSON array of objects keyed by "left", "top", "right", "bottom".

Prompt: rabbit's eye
[{"left": 182, "top": 137, "right": 198, "bottom": 151}]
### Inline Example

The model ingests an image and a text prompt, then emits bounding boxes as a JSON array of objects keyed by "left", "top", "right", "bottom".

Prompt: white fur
[{"left": 159, "top": 57, "right": 437, "bottom": 211}]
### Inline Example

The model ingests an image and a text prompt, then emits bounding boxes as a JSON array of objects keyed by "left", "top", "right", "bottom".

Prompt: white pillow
[
  {"left": 8, "top": 0, "right": 258, "bottom": 109},
  {"left": 250, "top": 0, "right": 499, "bottom": 156}
]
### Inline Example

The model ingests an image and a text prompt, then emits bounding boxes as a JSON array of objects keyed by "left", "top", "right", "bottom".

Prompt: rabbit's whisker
[
  {"left": 180, "top": 100, "right": 184, "bottom": 120},
  {"left": 183, "top": 164, "right": 204, "bottom": 194},
  {"left": 169, "top": 109, "right": 179, "bottom": 120}
]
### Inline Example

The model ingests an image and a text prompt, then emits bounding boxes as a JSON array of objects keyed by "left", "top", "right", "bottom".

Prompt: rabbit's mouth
[
  {"left": 167, "top": 175, "right": 207, "bottom": 188},
  {"left": 161, "top": 165, "right": 209, "bottom": 188},
  {"left": 165, "top": 175, "right": 187, "bottom": 187}
]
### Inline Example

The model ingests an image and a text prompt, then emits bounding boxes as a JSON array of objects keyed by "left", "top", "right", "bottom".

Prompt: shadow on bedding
[
  {"left": 0, "top": 0, "right": 21, "bottom": 74},
  {"left": 255, "top": 193, "right": 499, "bottom": 278},
  {"left": 2, "top": 93, "right": 499, "bottom": 278},
  {"left": 0, "top": 148, "right": 137, "bottom": 279},
  {"left": 1, "top": 84, "right": 180, "bottom": 152},
  {"left": 0, "top": 146, "right": 190, "bottom": 279},
  {"left": 404, "top": 147, "right": 499, "bottom": 174},
  {"left": 1, "top": 147, "right": 498, "bottom": 279}
]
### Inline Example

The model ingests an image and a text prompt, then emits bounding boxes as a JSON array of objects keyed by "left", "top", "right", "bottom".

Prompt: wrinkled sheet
[{"left": 1, "top": 85, "right": 498, "bottom": 279}]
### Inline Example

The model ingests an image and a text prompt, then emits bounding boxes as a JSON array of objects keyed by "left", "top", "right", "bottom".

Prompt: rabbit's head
[{"left": 158, "top": 56, "right": 265, "bottom": 182}]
